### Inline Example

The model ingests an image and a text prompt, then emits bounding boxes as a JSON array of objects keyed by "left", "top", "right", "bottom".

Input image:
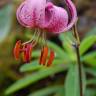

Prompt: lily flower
[{"left": 14, "top": 0, "right": 77, "bottom": 66}]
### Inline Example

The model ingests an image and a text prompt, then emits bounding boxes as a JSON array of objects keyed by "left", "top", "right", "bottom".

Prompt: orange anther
[
  {"left": 39, "top": 46, "right": 48, "bottom": 65},
  {"left": 22, "top": 44, "right": 32, "bottom": 63},
  {"left": 47, "top": 50, "right": 55, "bottom": 67},
  {"left": 22, "top": 44, "right": 26, "bottom": 62},
  {"left": 13, "top": 40, "right": 21, "bottom": 60},
  {"left": 39, "top": 48, "right": 43, "bottom": 64}
]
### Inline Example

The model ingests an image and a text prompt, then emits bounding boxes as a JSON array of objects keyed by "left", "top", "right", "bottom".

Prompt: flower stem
[{"left": 73, "top": 23, "right": 83, "bottom": 96}]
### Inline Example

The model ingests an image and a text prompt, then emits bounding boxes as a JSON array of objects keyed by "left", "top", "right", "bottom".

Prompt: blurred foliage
[
  {"left": 0, "top": 4, "right": 13, "bottom": 43},
  {"left": 0, "top": 0, "right": 96, "bottom": 96},
  {"left": 5, "top": 32, "right": 96, "bottom": 96}
]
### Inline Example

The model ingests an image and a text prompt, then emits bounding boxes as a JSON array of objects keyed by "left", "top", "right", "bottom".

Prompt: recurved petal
[
  {"left": 16, "top": 0, "right": 46, "bottom": 28},
  {"left": 45, "top": 5, "right": 69, "bottom": 33},
  {"left": 16, "top": 1, "right": 34, "bottom": 28},
  {"left": 52, "top": 0, "right": 77, "bottom": 33}
]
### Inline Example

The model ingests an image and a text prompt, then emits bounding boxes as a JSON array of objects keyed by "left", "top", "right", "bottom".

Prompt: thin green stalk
[{"left": 73, "top": 24, "right": 83, "bottom": 96}]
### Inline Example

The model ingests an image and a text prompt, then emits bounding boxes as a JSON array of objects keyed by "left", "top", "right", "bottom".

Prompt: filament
[
  {"left": 41, "top": 31, "right": 47, "bottom": 47},
  {"left": 22, "top": 28, "right": 41, "bottom": 47}
]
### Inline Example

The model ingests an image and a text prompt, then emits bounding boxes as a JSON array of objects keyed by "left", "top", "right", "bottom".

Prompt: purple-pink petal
[
  {"left": 44, "top": 0, "right": 77, "bottom": 33},
  {"left": 16, "top": 1, "right": 31, "bottom": 27},
  {"left": 17, "top": 0, "right": 46, "bottom": 28},
  {"left": 45, "top": 5, "right": 68, "bottom": 33},
  {"left": 53, "top": 0, "right": 77, "bottom": 33},
  {"left": 16, "top": 0, "right": 77, "bottom": 33}
]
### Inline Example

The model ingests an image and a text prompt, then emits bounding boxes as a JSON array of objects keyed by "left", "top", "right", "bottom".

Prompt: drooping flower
[{"left": 14, "top": 0, "right": 77, "bottom": 66}]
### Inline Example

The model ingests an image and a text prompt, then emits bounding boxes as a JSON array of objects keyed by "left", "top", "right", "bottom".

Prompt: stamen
[
  {"left": 31, "top": 29, "right": 41, "bottom": 47},
  {"left": 22, "top": 44, "right": 32, "bottom": 63},
  {"left": 41, "top": 31, "right": 47, "bottom": 46},
  {"left": 39, "top": 46, "right": 48, "bottom": 65},
  {"left": 14, "top": 29, "right": 55, "bottom": 66},
  {"left": 22, "top": 28, "right": 41, "bottom": 47},
  {"left": 47, "top": 50, "right": 55, "bottom": 67},
  {"left": 44, "top": 31, "right": 47, "bottom": 44},
  {"left": 25, "top": 44, "right": 32, "bottom": 62},
  {"left": 39, "top": 48, "right": 43, "bottom": 64},
  {"left": 13, "top": 40, "right": 21, "bottom": 60},
  {"left": 22, "top": 44, "right": 26, "bottom": 62}
]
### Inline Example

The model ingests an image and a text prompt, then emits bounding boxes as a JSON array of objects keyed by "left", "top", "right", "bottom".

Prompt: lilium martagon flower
[{"left": 14, "top": 0, "right": 77, "bottom": 66}]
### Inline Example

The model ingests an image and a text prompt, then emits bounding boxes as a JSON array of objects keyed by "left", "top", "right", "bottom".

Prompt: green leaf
[
  {"left": 20, "top": 61, "right": 42, "bottom": 72},
  {"left": 85, "top": 68, "right": 96, "bottom": 77},
  {"left": 62, "top": 41, "right": 75, "bottom": 54},
  {"left": 59, "top": 32, "right": 77, "bottom": 62},
  {"left": 32, "top": 50, "right": 40, "bottom": 58},
  {"left": 48, "top": 41, "right": 69, "bottom": 60},
  {"left": 55, "top": 87, "right": 64, "bottom": 96},
  {"left": 0, "top": 4, "right": 13, "bottom": 43},
  {"left": 32, "top": 50, "right": 60, "bottom": 58},
  {"left": 65, "top": 64, "right": 86, "bottom": 96},
  {"left": 20, "top": 59, "right": 68, "bottom": 72},
  {"left": 83, "top": 52, "right": 96, "bottom": 66},
  {"left": 59, "top": 32, "right": 74, "bottom": 44},
  {"left": 5, "top": 64, "right": 68, "bottom": 95},
  {"left": 80, "top": 35, "right": 96, "bottom": 55},
  {"left": 62, "top": 41, "right": 76, "bottom": 62},
  {"left": 87, "top": 79, "right": 96, "bottom": 85},
  {"left": 28, "top": 85, "right": 63, "bottom": 96},
  {"left": 59, "top": 32, "right": 74, "bottom": 53},
  {"left": 85, "top": 88, "right": 96, "bottom": 96}
]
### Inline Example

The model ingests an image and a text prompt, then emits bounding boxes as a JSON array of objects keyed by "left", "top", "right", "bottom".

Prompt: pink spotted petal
[
  {"left": 16, "top": 0, "right": 46, "bottom": 28},
  {"left": 45, "top": 5, "right": 68, "bottom": 32},
  {"left": 58, "top": 0, "right": 77, "bottom": 33},
  {"left": 16, "top": 1, "right": 34, "bottom": 28},
  {"left": 45, "top": 0, "right": 77, "bottom": 33}
]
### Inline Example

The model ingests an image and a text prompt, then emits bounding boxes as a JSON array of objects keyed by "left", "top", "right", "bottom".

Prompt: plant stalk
[{"left": 73, "top": 24, "right": 83, "bottom": 96}]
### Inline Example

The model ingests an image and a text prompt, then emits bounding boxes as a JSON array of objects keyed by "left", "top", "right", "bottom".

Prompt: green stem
[
  {"left": 75, "top": 44, "right": 83, "bottom": 96},
  {"left": 73, "top": 24, "right": 83, "bottom": 96}
]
